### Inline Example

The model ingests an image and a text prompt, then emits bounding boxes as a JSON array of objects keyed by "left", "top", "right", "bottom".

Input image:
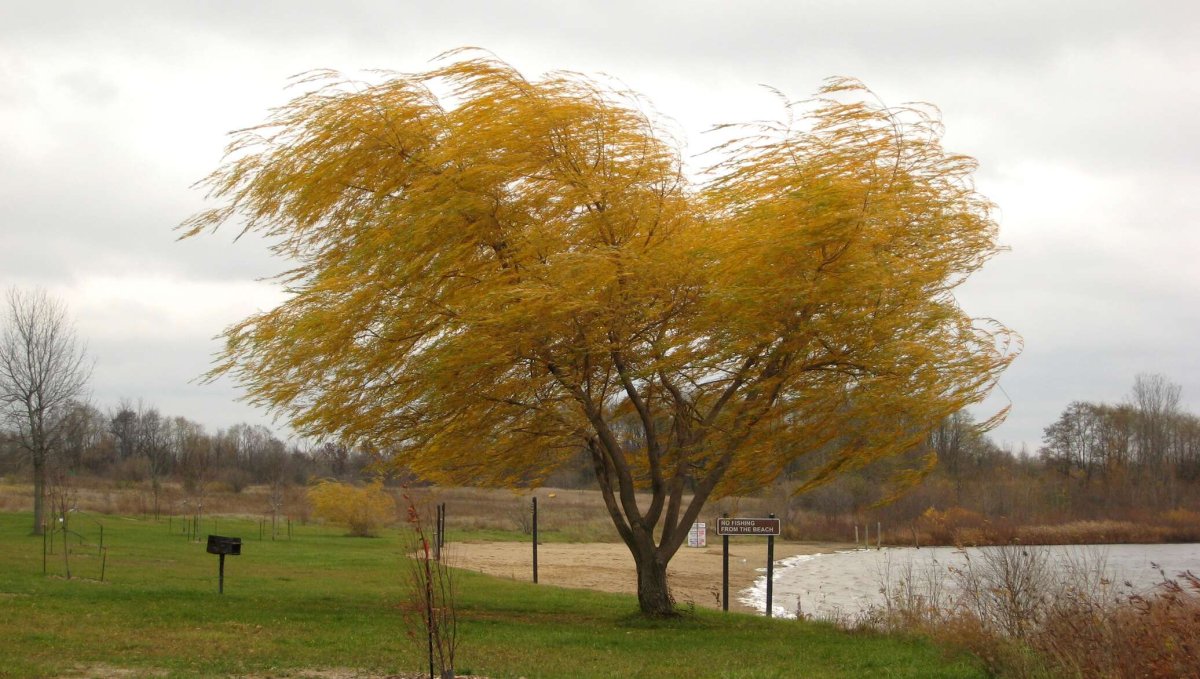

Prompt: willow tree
[{"left": 182, "top": 51, "right": 1017, "bottom": 616}]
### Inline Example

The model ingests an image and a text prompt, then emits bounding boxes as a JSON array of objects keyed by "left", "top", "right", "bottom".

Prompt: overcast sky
[{"left": 2, "top": 1, "right": 1197, "bottom": 452}]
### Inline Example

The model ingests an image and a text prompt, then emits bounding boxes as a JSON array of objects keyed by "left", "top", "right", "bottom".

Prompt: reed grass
[{"left": 859, "top": 543, "right": 1200, "bottom": 678}]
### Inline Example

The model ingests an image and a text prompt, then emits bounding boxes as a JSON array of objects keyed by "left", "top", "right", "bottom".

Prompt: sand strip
[{"left": 449, "top": 540, "right": 850, "bottom": 614}]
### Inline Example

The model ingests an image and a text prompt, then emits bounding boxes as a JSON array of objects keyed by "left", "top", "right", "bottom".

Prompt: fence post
[
  {"left": 436, "top": 506, "right": 446, "bottom": 563},
  {"left": 531, "top": 497, "right": 538, "bottom": 584},
  {"left": 766, "top": 513, "right": 775, "bottom": 618}
]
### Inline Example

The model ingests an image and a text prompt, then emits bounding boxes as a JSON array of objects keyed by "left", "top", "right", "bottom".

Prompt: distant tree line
[
  {"left": 1038, "top": 373, "right": 1200, "bottom": 513},
  {"left": 2, "top": 375, "right": 1197, "bottom": 542},
  {"left": 781, "top": 374, "right": 1200, "bottom": 542},
  {"left": 0, "top": 400, "right": 376, "bottom": 502}
]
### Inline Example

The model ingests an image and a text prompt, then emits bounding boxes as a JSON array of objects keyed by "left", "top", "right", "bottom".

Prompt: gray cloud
[{"left": 2, "top": 0, "right": 1197, "bottom": 449}]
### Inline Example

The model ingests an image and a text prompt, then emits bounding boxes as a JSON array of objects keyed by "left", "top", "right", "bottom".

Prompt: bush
[
  {"left": 307, "top": 479, "right": 395, "bottom": 536},
  {"left": 866, "top": 545, "right": 1200, "bottom": 678},
  {"left": 917, "top": 506, "right": 988, "bottom": 545},
  {"left": 1033, "top": 571, "right": 1200, "bottom": 679},
  {"left": 221, "top": 467, "right": 253, "bottom": 494},
  {"left": 1158, "top": 509, "right": 1200, "bottom": 542}
]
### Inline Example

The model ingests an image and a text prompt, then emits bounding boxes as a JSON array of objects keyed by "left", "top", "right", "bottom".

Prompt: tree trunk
[
  {"left": 632, "top": 544, "right": 675, "bottom": 617},
  {"left": 32, "top": 456, "right": 45, "bottom": 536}
]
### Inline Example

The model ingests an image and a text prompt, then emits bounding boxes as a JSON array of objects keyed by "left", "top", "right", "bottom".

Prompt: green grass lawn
[{"left": 0, "top": 512, "right": 984, "bottom": 678}]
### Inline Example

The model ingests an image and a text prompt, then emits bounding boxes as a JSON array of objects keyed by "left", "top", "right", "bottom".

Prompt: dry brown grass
[
  {"left": 0, "top": 479, "right": 30, "bottom": 512},
  {"left": 6, "top": 474, "right": 1199, "bottom": 550},
  {"left": 864, "top": 544, "right": 1200, "bottom": 678},
  {"left": 1, "top": 474, "right": 826, "bottom": 546},
  {"left": 1014, "top": 520, "right": 1160, "bottom": 545},
  {"left": 900, "top": 509, "right": 1200, "bottom": 548},
  {"left": 403, "top": 486, "right": 633, "bottom": 542},
  {"left": 1022, "top": 570, "right": 1200, "bottom": 679},
  {"left": 0, "top": 476, "right": 311, "bottom": 523},
  {"left": 0, "top": 477, "right": 660, "bottom": 542}
]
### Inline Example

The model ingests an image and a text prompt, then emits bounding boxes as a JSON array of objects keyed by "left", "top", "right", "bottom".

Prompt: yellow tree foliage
[
  {"left": 183, "top": 50, "right": 1018, "bottom": 615},
  {"left": 307, "top": 479, "right": 395, "bottom": 537}
]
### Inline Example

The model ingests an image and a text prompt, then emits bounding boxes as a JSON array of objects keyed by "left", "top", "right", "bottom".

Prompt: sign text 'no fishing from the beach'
[
  {"left": 716, "top": 517, "right": 781, "bottom": 536},
  {"left": 717, "top": 514, "right": 781, "bottom": 618}
]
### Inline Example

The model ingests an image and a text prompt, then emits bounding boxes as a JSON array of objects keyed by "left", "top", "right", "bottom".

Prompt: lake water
[{"left": 742, "top": 543, "right": 1200, "bottom": 619}]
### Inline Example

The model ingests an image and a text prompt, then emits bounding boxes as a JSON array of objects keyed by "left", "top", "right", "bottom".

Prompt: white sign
[{"left": 687, "top": 522, "right": 707, "bottom": 547}]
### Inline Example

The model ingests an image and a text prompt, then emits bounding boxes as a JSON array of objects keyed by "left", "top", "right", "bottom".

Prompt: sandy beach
[{"left": 449, "top": 540, "right": 849, "bottom": 614}]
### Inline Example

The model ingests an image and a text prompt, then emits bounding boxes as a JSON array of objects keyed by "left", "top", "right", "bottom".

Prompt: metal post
[
  {"left": 531, "top": 497, "right": 538, "bottom": 584},
  {"left": 100, "top": 547, "right": 107, "bottom": 582},
  {"left": 721, "top": 512, "right": 729, "bottom": 612},
  {"left": 434, "top": 504, "right": 441, "bottom": 561},
  {"left": 766, "top": 513, "right": 775, "bottom": 618},
  {"left": 218, "top": 553, "right": 225, "bottom": 594},
  {"left": 426, "top": 554, "right": 435, "bottom": 679}
]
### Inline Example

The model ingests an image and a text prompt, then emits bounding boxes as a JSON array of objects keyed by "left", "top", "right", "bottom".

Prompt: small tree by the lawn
[
  {"left": 400, "top": 493, "right": 459, "bottom": 679},
  {"left": 46, "top": 458, "right": 79, "bottom": 578}
]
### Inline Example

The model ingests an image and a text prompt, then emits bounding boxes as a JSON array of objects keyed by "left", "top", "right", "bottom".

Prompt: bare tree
[
  {"left": 171, "top": 415, "right": 212, "bottom": 494},
  {"left": 137, "top": 406, "right": 172, "bottom": 518},
  {"left": 1130, "top": 373, "right": 1182, "bottom": 473},
  {"left": 0, "top": 288, "right": 91, "bottom": 535},
  {"left": 930, "top": 410, "right": 985, "bottom": 502},
  {"left": 58, "top": 401, "right": 107, "bottom": 473},
  {"left": 108, "top": 402, "right": 139, "bottom": 462}
]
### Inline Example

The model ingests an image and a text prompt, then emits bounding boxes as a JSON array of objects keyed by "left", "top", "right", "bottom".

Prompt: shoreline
[
  {"left": 745, "top": 541, "right": 1200, "bottom": 621},
  {"left": 448, "top": 539, "right": 852, "bottom": 614}
]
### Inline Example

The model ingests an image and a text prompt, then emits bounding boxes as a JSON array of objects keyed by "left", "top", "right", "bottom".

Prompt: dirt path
[{"left": 449, "top": 540, "right": 849, "bottom": 614}]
